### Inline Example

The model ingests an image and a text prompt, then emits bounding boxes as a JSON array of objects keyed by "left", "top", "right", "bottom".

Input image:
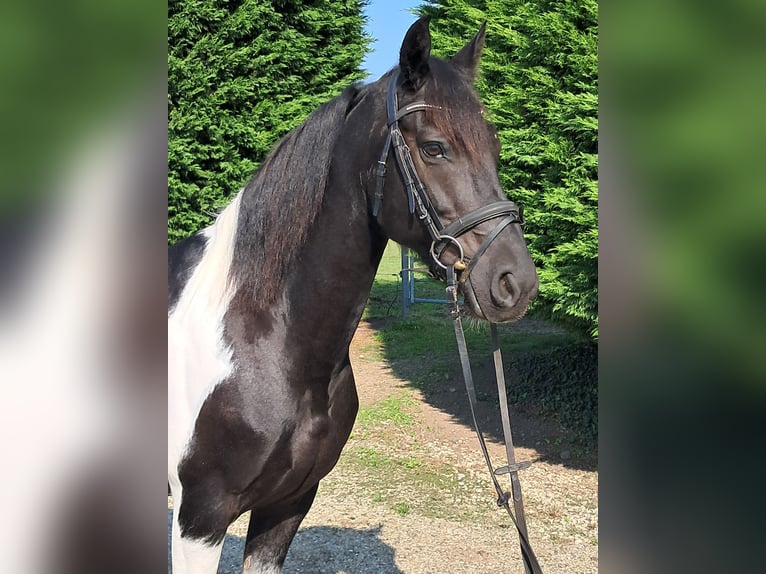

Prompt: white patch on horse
[
  {"left": 243, "top": 556, "right": 283, "bottom": 574},
  {"left": 169, "top": 485, "right": 225, "bottom": 574},
  {"left": 168, "top": 190, "right": 241, "bottom": 497}
]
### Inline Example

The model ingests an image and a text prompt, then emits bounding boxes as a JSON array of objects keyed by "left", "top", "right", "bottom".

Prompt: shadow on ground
[
  {"left": 284, "top": 525, "right": 402, "bottom": 574},
  {"left": 169, "top": 509, "right": 402, "bottom": 574},
  {"left": 361, "top": 316, "right": 598, "bottom": 472}
]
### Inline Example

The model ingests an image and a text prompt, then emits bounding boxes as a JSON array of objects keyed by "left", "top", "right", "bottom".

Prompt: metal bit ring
[{"left": 430, "top": 234, "right": 466, "bottom": 270}]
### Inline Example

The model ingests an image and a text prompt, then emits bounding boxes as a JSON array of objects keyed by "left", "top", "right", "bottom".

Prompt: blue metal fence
[{"left": 399, "top": 245, "right": 454, "bottom": 317}]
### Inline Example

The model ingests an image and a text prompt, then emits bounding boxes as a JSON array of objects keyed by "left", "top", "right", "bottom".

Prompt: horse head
[{"left": 373, "top": 17, "right": 539, "bottom": 323}]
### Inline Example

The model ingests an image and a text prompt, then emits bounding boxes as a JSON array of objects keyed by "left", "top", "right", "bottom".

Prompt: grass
[
  {"left": 356, "top": 393, "right": 416, "bottom": 430},
  {"left": 364, "top": 241, "right": 447, "bottom": 320},
  {"left": 366, "top": 241, "right": 580, "bottom": 360},
  {"left": 332, "top": 444, "right": 491, "bottom": 522},
  {"left": 392, "top": 502, "right": 410, "bottom": 516},
  {"left": 373, "top": 312, "right": 577, "bottom": 362},
  {"left": 355, "top": 340, "right": 384, "bottom": 361},
  {"left": 331, "top": 385, "right": 494, "bottom": 522},
  {"left": 363, "top": 242, "right": 404, "bottom": 320},
  {"left": 355, "top": 447, "right": 394, "bottom": 468}
]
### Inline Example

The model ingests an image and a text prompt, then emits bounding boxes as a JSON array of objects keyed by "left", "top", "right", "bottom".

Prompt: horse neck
[
  {"left": 224, "top": 92, "right": 388, "bottom": 372},
  {"left": 281, "top": 149, "right": 387, "bottom": 364}
]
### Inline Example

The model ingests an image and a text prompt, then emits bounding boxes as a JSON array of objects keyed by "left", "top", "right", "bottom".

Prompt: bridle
[
  {"left": 372, "top": 70, "right": 544, "bottom": 574},
  {"left": 372, "top": 69, "right": 525, "bottom": 281}
]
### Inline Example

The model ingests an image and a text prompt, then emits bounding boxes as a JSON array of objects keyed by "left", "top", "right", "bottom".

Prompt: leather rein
[{"left": 374, "top": 70, "right": 543, "bottom": 574}]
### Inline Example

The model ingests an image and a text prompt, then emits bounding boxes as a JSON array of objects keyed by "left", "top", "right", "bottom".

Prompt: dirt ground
[{"left": 169, "top": 318, "right": 598, "bottom": 573}]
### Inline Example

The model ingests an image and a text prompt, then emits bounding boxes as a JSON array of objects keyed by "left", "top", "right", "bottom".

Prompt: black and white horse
[{"left": 168, "top": 17, "right": 538, "bottom": 573}]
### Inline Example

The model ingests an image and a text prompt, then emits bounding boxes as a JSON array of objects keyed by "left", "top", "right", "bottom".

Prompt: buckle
[{"left": 493, "top": 461, "right": 532, "bottom": 475}]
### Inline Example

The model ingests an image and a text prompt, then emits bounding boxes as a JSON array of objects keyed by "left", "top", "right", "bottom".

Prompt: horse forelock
[
  {"left": 366, "top": 60, "right": 495, "bottom": 170},
  {"left": 421, "top": 58, "right": 497, "bottom": 170}
]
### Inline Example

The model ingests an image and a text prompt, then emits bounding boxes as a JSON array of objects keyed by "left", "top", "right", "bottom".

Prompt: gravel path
[{"left": 169, "top": 318, "right": 598, "bottom": 573}]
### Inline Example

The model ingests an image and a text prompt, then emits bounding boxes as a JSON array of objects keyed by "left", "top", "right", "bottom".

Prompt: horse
[{"left": 168, "top": 16, "right": 538, "bottom": 574}]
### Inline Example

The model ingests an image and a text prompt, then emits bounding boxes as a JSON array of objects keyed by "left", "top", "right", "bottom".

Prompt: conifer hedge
[
  {"left": 420, "top": 0, "right": 598, "bottom": 338},
  {"left": 168, "top": 0, "right": 370, "bottom": 243},
  {"left": 168, "top": 0, "right": 597, "bottom": 338}
]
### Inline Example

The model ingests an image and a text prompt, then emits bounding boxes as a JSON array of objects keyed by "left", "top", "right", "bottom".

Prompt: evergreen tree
[
  {"left": 420, "top": 0, "right": 598, "bottom": 338},
  {"left": 168, "top": 0, "right": 370, "bottom": 243}
]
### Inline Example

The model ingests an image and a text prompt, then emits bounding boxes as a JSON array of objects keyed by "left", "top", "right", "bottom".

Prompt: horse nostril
[
  {"left": 492, "top": 272, "right": 518, "bottom": 308},
  {"left": 504, "top": 272, "right": 518, "bottom": 298}
]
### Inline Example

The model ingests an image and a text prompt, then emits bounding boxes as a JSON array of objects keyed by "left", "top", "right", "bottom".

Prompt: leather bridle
[
  {"left": 372, "top": 69, "right": 524, "bottom": 281},
  {"left": 372, "top": 70, "right": 544, "bottom": 574}
]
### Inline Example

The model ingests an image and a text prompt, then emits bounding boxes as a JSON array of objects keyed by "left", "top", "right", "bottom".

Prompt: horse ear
[
  {"left": 451, "top": 21, "right": 487, "bottom": 80},
  {"left": 399, "top": 16, "right": 431, "bottom": 91}
]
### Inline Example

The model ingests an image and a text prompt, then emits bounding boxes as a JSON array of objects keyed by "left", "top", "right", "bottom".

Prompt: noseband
[{"left": 372, "top": 70, "right": 524, "bottom": 281}]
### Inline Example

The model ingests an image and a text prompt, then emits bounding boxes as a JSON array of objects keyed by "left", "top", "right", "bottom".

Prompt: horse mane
[
  {"left": 227, "top": 61, "right": 489, "bottom": 306},
  {"left": 229, "top": 85, "right": 361, "bottom": 305}
]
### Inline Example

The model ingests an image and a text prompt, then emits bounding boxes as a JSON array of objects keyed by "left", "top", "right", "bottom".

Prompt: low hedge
[{"left": 507, "top": 340, "right": 597, "bottom": 446}]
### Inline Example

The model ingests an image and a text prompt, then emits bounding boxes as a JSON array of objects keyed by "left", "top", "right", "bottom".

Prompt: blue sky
[{"left": 361, "top": 0, "right": 423, "bottom": 80}]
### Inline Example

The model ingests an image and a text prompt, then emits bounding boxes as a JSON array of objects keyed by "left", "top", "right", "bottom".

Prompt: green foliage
[
  {"left": 168, "top": 0, "right": 370, "bottom": 243},
  {"left": 508, "top": 340, "right": 597, "bottom": 446},
  {"left": 392, "top": 501, "right": 411, "bottom": 516},
  {"left": 1, "top": 0, "right": 160, "bottom": 209},
  {"left": 420, "top": 0, "right": 598, "bottom": 338}
]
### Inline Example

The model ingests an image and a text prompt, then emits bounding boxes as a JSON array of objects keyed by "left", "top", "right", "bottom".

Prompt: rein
[
  {"left": 374, "top": 70, "right": 543, "bottom": 573},
  {"left": 446, "top": 266, "right": 543, "bottom": 574}
]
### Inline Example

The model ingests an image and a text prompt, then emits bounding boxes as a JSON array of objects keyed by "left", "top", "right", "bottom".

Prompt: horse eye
[{"left": 421, "top": 142, "right": 445, "bottom": 158}]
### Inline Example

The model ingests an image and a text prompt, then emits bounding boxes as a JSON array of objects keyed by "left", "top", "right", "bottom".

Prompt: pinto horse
[{"left": 168, "top": 17, "right": 538, "bottom": 574}]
